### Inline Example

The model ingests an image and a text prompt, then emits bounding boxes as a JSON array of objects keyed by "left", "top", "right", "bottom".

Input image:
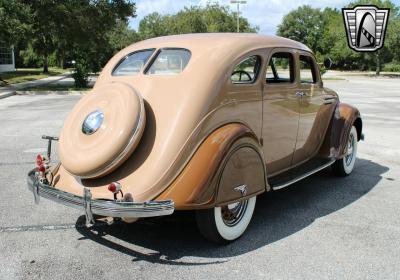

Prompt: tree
[
  {"left": 386, "top": 16, "right": 400, "bottom": 62},
  {"left": 0, "top": 0, "right": 31, "bottom": 46},
  {"left": 277, "top": 5, "right": 326, "bottom": 54},
  {"left": 320, "top": 7, "right": 365, "bottom": 70},
  {"left": 20, "top": 0, "right": 136, "bottom": 74},
  {"left": 107, "top": 20, "right": 140, "bottom": 56},
  {"left": 138, "top": 3, "right": 258, "bottom": 40},
  {"left": 277, "top": 1, "right": 400, "bottom": 74},
  {"left": 347, "top": 0, "right": 398, "bottom": 74},
  {"left": 139, "top": 12, "right": 170, "bottom": 39}
]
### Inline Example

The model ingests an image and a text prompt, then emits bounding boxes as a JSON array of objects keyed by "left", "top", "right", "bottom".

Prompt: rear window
[
  {"left": 146, "top": 49, "right": 191, "bottom": 75},
  {"left": 112, "top": 49, "right": 154, "bottom": 76}
]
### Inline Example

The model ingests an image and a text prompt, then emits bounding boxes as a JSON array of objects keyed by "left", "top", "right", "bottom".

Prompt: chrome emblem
[
  {"left": 82, "top": 110, "right": 104, "bottom": 135},
  {"left": 342, "top": 5, "right": 390, "bottom": 52},
  {"left": 234, "top": 184, "right": 248, "bottom": 196}
]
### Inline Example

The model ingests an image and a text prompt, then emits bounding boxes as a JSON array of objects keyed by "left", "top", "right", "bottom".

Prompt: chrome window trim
[
  {"left": 111, "top": 48, "right": 156, "bottom": 76},
  {"left": 143, "top": 48, "right": 192, "bottom": 75}
]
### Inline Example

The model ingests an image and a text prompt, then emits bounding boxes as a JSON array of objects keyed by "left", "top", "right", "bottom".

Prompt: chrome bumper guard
[{"left": 27, "top": 169, "right": 174, "bottom": 223}]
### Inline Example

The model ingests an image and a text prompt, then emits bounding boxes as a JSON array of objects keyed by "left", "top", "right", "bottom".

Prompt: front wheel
[
  {"left": 195, "top": 196, "right": 256, "bottom": 243},
  {"left": 332, "top": 125, "right": 358, "bottom": 176}
]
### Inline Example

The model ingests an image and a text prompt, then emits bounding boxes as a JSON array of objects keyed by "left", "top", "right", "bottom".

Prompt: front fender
[
  {"left": 156, "top": 123, "right": 267, "bottom": 210},
  {"left": 319, "top": 102, "right": 362, "bottom": 159}
]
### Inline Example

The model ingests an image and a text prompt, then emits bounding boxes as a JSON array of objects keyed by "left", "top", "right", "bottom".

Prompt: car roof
[{"left": 127, "top": 33, "right": 313, "bottom": 55}]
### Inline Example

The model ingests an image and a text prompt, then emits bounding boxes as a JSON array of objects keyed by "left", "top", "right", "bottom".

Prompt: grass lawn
[{"left": 0, "top": 68, "right": 70, "bottom": 87}]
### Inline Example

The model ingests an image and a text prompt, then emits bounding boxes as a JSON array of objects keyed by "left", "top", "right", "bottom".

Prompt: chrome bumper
[{"left": 27, "top": 169, "right": 174, "bottom": 223}]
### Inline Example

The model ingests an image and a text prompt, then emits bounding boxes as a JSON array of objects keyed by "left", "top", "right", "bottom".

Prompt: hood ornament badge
[{"left": 82, "top": 110, "right": 104, "bottom": 135}]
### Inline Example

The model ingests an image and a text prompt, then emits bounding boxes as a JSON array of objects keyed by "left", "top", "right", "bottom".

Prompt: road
[{"left": 0, "top": 77, "right": 399, "bottom": 279}]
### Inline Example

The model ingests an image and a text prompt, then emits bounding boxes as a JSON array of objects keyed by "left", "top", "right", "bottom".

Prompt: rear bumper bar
[{"left": 27, "top": 169, "right": 174, "bottom": 223}]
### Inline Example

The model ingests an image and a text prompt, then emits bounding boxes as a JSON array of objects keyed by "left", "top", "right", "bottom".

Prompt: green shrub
[
  {"left": 19, "top": 44, "right": 42, "bottom": 68},
  {"left": 72, "top": 60, "right": 90, "bottom": 88},
  {"left": 383, "top": 64, "right": 400, "bottom": 72},
  {"left": 19, "top": 45, "right": 58, "bottom": 69}
]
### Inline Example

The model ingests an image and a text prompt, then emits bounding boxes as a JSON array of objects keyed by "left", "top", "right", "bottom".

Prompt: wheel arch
[
  {"left": 318, "top": 102, "right": 362, "bottom": 159},
  {"left": 155, "top": 123, "right": 268, "bottom": 210},
  {"left": 353, "top": 117, "right": 363, "bottom": 141}
]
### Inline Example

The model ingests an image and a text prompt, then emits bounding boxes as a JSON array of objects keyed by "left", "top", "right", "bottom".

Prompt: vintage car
[{"left": 28, "top": 33, "right": 363, "bottom": 243}]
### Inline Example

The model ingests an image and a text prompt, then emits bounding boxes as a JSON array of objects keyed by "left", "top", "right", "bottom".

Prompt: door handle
[
  {"left": 323, "top": 96, "right": 337, "bottom": 104},
  {"left": 295, "top": 91, "right": 306, "bottom": 97}
]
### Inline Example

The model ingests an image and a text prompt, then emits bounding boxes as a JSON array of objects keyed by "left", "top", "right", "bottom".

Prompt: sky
[{"left": 128, "top": 0, "right": 355, "bottom": 34}]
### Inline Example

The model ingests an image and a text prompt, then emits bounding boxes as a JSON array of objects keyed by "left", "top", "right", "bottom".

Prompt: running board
[{"left": 270, "top": 159, "right": 335, "bottom": 191}]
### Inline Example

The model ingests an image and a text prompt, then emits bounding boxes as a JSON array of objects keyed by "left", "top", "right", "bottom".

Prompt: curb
[
  {"left": 0, "top": 91, "right": 16, "bottom": 99},
  {"left": 15, "top": 90, "right": 87, "bottom": 95}
]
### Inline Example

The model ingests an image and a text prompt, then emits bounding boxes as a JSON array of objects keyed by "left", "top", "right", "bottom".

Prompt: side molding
[
  {"left": 319, "top": 102, "right": 362, "bottom": 159},
  {"left": 156, "top": 123, "right": 267, "bottom": 210}
]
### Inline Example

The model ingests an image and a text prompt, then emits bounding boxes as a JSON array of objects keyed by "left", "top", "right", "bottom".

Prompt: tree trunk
[
  {"left": 375, "top": 53, "right": 380, "bottom": 76},
  {"left": 43, "top": 53, "right": 49, "bottom": 74}
]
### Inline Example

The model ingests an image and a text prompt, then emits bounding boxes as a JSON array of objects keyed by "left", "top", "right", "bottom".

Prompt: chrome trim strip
[
  {"left": 272, "top": 159, "right": 335, "bottom": 191},
  {"left": 323, "top": 96, "right": 337, "bottom": 105},
  {"left": 27, "top": 169, "right": 174, "bottom": 218}
]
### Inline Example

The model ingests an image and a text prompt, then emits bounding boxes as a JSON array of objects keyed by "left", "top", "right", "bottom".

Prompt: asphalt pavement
[{"left": 0, "top": 76, "right": 399, "bottom": 279}]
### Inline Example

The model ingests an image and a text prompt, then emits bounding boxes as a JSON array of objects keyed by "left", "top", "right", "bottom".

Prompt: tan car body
[{"left": 51, "top": 34, "right": 362, "bottom": 211}]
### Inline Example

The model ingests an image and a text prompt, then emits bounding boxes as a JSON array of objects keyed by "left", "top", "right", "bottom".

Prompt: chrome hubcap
[
  {"left": 345, "top": 133, "right": 355, "bottom": 166},
  {"left": 82, "top": 110, "right": 104, "bottom": 135},
  {"left": 221, "top": 200, "right": 248, "bottom": 227}
]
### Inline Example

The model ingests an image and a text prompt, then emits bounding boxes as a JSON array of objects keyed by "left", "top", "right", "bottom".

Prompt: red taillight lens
[
  {"left": 38, "top": 164, "right": 46, "bottom": 173},
  {"left": 108, "top": 183, "right": 116, "bottom": 193},
  {"left": 108, "top": 182, "right": 121, "bottom": 193},
  {"left": 36, "top": 154, "right": 43, "bottom": 166}
]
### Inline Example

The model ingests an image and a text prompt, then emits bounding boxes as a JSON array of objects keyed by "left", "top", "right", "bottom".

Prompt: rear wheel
[
  {"left": 332, "top": 126, "right": 358, "bottom": 176},
  {"left": 195, "top": 196, "right": 256, "bottom": 243}
]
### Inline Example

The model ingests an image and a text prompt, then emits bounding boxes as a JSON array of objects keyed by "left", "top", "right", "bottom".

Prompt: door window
[
  {"left": 266, "top": 52, "right": 294, "bottom": 84},
  {"left": 299, "top": 55, "right": 317, "bottom": 83},
  {"left": 231, "top": 56, "right": 261, "bottom": 84}
]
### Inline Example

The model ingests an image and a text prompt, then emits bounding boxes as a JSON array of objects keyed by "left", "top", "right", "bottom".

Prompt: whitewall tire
[
  {"left": 332, "top": 125, "right": 358, "bottom": 176},
  {"left": 195, "top": 196, "right": 256, "bottom": 243}
]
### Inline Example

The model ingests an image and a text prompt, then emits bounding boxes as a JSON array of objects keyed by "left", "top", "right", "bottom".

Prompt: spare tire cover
[{"left": 59, "top": 82, "right": 145, "bottom": 178}]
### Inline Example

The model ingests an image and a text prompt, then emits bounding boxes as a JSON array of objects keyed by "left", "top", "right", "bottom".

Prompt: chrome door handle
[
  {"left": 323, "top": 96, "right": 337, "bottom": 104},
  {"left": 295, "top": 91, "right": 306, "bottom": 97}
]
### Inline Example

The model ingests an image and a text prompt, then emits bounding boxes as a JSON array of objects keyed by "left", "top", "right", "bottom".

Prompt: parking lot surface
[{"left": 0, "top": 77, "right": 399, "bottom": 279}]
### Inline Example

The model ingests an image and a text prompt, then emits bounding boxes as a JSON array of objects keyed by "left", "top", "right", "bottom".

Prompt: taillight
[
  {"left": 38, "top": 164, "right": 46, "bottom": 173},
  {"left": 36, "top": 154, "right": 43, "bottom": 166},
  {"left": 108, "top": 182, "right": 122, "bottom": 194}
]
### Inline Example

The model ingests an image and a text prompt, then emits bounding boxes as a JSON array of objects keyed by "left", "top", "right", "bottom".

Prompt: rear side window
[
  {"left": 146, "top": 49, "right": 191, "bottom": 75},
  {"left": 299, "top": 55, "right": 317, "bottom": 83},
  {"left": 266, "top": 52, "right": 294, "bottom": 84},
  {"left": 112, "top": 49, "right": 155, "bottom": 76},
  {"left": 231, "top": 56, "right": 261, "bottom": 84}
]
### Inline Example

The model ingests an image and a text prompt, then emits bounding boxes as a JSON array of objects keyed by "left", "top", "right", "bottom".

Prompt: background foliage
[
  {"left": 277, "top": 0, "right": 400, "bottom": 73},
  {"left": 1, "top": 0, "right": 399, "bottom": 87}
]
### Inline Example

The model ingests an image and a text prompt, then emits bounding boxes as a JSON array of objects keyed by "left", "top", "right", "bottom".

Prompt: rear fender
[{"left": 156, "top": 123, "right": 267, "bottom": 210}]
